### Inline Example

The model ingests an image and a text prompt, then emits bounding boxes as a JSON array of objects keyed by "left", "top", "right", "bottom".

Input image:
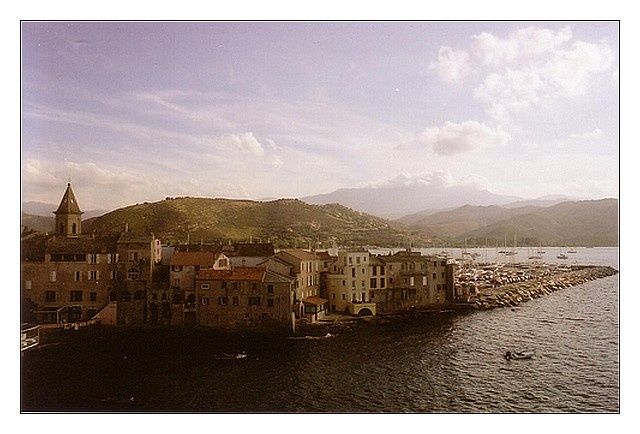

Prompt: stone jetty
[{"left": 464, "top": 264, "right": 618, "bottom": 310}]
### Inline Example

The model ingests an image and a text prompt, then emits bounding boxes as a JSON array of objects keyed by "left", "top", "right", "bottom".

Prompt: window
[
  {"left": 88, "top": 270, "right": 98, "bottom": 280},
  {"left": 364, "top": 257, "right": 367, "bottom": 262},
  {"left": 221, "top": 281, "right": 227, "bottom": 289},
  {"left": 380, "top": 278, "right": 385, "bottom": 288},
  {"left": 248, "top": 297, "right": 260, "bottom": 306},
  {"left": 370, "top": 291, "right": 375, "bottom": 300},
  {"left": 110, "top": 270, "right": 116, "bottom": 280},
  {"left": 422, "top": 276, "right": 427, "bottom": 286},
  {"left": 441, "top": 272, "right": 445, "bottom": 278},
  {"left": 351, "top": 268, "right": 355, "bottom": 278},
  {"left": 342, "top": 280, "right": 345, "bottom": 287},
  {"left": 351, "top": 281, "right": 355, "bottom": 288},
  {"left": 172, "top": 279, "right": 181, "bottom": 288},
  {"left": 380, "top": 266, "right": 385, "bottom": 276},
  {"left": 127, "top": 268, "right": 140, "bottom": 280},
  {"left": 49, "top": 271, "right": 56, "bottom": 282},
  {"left": 233, "top": 296, "right": 239, "bottom": 306},
  {"left": 433, "top": 273, "right": 436, "bottom": 279},
  {"left": 121, "top": 291, "right": 132, "bottom": 302},
  {"left": 70, "top": 291, "right": 83, "bottom": 302},
  {"left": 162, "top": 293, "right": 167, "bottom": 300},
  {"left": 201, "top": 283, "right": 210, "bottom": 290},
  {"left": 218, "top": 297, "right": 228, "bottom": 305},
  {"left": 267, "top": 284, "right": 274, "bottom": 294},
  {"left": 218, "top": 258, "right": 228, "bottom": 267},
  {"left": 129, "top": 252, "right": 139, "bottom": 261},
  {"left": 252, "top": 283, "right": 258, "bottom": 291},
  {"left": 356, "top": 256, "right": 360, "bottom": 264},
  {"left": 75, "top": 271, "right": 81, "bottom": 281},
  {"left": 89, "top": 292, "right": 97, "bottom": 301},
  {"left": 45, "top": 291, "right": 56, "bottom": 302},
  {"left": 348, "top": 257, "right": 352, "bottom": 264},
  {"left": 71, "top": 223, "right": 77, "bottom": 234},
  {"left": 370, "top": 278, "right": 377, "bottom": 289},
  {"left": 267, "top": 298, "right": 274, "bottom": 308},
  {"left": 372, "top": 266, "right": 377, "bottom": 276},
  {"left": 172, "top": 265, "right": 183, "bottom": 272},
  {"left": 25, "top": 280, "right": 32, "bottom": 290},
  {"left": 441, "top": 261, "right": 446, "bottom": 267},
  {"left": 342, "top": 293, "right": 346, "bottom": 300}
]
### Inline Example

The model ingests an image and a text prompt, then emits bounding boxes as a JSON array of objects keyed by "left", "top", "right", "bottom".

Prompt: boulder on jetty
[{"left": 466, "top": 265, "right": 617, "bottom": 310}]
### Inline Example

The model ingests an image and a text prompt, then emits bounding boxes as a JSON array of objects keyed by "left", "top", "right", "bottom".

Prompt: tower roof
[{"left": 54, "top": 183, "right": 83, "bottom": 215}]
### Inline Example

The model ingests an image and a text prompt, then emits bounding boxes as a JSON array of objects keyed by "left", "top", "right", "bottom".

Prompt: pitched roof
[
  {"left": 314, "top": 251, "right": 335, "bottom": 260},
  {"left": 264, "top": 270, "right": 295, "bottom": 283},
  {"left": 170, "top": 251, "right": 215, "bottom": 267},
  {"left": 277, "top": 249, "right": 320, "bottom": 262},
  {"left": 54, "top": 183, "right": 83, "bottom": 215},
  {"left": 197, "top": 267, "right": 266, "bottom": 282},
  {"left": 230, "top": 243, "right": 275, "bottom": 257},
  {"left": 117, "top": 232, "right": 154, "bottom": 244},
  {"left": 45, "top": 234, "right": 119, "bottom": 254}
]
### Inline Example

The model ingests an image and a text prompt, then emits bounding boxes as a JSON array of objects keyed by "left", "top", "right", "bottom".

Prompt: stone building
[
  {"left": 169, "top": 251, "right": 216, "bottom": 325},
  {"left": 325, "top": 248, "right": 376, "bottom": 315},
  {"left": 195, "top": 267, "right": 294, "bottom": 331},
  {"left": 20, "top": 183, "right": 161, "bottom": 326},
  {"left": 274, "top": 249, "right": 327, "bottom": 321}
]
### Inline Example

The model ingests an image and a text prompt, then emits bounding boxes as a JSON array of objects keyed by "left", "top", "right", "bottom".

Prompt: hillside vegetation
[
  {"left": 82, "top": 197, "right": 412, "bottom": 247},
  {"left": 398, "top": 199, "right": 618, "bottom": 247}
]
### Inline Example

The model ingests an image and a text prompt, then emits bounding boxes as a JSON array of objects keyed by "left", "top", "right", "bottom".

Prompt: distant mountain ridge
[
  {"left": 22, "top": 201, "right": 108, "bottom": 219},
  {"left": 82, "top": 197, "right": 412, "bottom": 247},
  {"left": 302, "top": 184, "right": 521, "bottom": 219},
  {"left": 399, "top": 199, "right": 618, "bottom": 246}
]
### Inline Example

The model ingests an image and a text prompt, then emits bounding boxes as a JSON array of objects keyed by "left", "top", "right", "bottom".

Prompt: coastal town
[{"left": 20, "top": 183, "right": 617, "bottom": 336}]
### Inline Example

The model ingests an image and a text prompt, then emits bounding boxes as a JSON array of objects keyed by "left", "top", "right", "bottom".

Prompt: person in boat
[{"left": 505, "top": 351, "right": 512, "bottom": 360}]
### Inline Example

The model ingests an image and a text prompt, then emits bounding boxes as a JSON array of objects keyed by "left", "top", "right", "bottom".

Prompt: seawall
[{"left": 468, "top": 265, "right": 618, "bottom": 310}]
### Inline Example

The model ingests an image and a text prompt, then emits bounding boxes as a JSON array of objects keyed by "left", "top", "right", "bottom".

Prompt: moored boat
[{"left": 505, "top": 349, "right": 535, "bottom": 360}]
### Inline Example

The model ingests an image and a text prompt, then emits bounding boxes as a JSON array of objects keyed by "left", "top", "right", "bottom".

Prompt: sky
[{"left": 21, "top": 21, "right": 619, "bottom": 210}]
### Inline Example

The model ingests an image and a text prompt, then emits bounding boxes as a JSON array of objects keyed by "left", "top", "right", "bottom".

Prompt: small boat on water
[
  {"left": 567, "top": 249, "right": 577, "bottom": 254},
  {"left": 214, "top": 352, "right": 247, "bottom": 360},
  {"left": 557, "top": 253, "right": 568, "bottom": 259},
  {"left": 505, "top": 349, "right": 535, "bottom": 360}
]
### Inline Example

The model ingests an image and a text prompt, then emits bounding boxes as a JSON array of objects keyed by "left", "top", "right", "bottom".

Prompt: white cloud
[
  {"left": 472, "top": 26, "right": 572, "bottom": 66},
  {"left": 376, "top": 172, "right": 453, "bottom": 188},
  {"left": 223, "top": 132, "right": 265, "bottom": 156},
  {"left": 418, "top": 120, "right": 510, "bottom": 155},
  {"left": 473, "top": 40, "right": 614, "bottom": 119},
  {"left": 569, "top": 128, "right": 603, "bottom": 140},
  {"left": 429, "top": 46, "right": 470, "bottom": 84}
]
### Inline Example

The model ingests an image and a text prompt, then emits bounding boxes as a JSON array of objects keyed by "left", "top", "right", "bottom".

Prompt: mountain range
[
  {"left": 399, "top": 199, "right": 618, "bottom": 247},
  {"left": 302, "top": 182, "right": 525, "bottom": 219}
]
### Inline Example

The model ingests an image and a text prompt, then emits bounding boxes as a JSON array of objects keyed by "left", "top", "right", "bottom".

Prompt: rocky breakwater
[{"left": 469, "top": 265, "right": 618, "bottom": 310}]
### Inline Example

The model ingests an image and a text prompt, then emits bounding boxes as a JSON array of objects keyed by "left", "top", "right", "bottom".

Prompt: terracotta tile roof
[
  {"left": 302, "top": 296, "right": 328, "bottom": 306},
  {"left": 314, "top": 251, "right": 334, "bottom": 260},
  {"left": 277, "top": 249, "right": 319, "bottom": 262},
  {"left": 264, "top": 270, "right": 295, "bottom": 283},
  {"left": 230, "top": 243, "right": 275, "bottom": 257},
  {"left": 170, "top": 251, "right": 215, "bottom": 266},
  {"left": 197, "top": 267, "right": 266, "bottom": 282},
  {"left": 117, "top": 232, "right": 154, "bottom": 244}
]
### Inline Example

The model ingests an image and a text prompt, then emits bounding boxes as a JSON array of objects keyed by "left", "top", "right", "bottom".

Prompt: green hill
[
  {"left": 396, "top": 199, "right": 618, "bottom": 247},
  {"left": 460, "top": 199, "right": 618, "bottom": 246},
  {"left": 20, "top": 212, "right": 54, "bottom": 234},
  {"left": 82, "top": 197, "right": 412, "bottom": 248}
]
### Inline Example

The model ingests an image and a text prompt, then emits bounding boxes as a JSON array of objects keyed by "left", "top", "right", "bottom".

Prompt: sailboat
[
  {"left": 536, "top": 241, "right": 545, "bottom": 254},
  {"left": 504, "top": 231, "right": 518, "bottom": 256}
]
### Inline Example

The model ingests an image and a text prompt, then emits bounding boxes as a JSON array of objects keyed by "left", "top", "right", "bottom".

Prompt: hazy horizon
[{"left": 21, "top": 21, "right": 619, "bottom": 210}]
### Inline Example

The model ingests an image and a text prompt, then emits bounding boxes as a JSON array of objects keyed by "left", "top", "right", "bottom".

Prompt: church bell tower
[{"left": 54, "top": 182, "right": 83, "bottom": 237}]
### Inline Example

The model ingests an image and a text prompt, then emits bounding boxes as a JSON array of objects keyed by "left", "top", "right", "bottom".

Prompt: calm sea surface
[{"left": 21, "top": 247, "right": 619, "bottom": 413}]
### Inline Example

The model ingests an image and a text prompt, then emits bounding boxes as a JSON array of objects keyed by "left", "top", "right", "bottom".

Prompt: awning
[{"left": 302, "top": 296, "right": 328, "bottom": 306}]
